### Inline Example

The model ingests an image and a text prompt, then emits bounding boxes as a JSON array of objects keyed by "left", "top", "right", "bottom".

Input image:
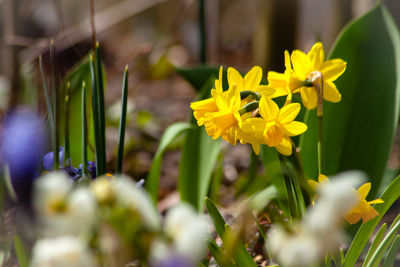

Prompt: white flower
[
  {"left": 34, "top": 172, "right": 97, "bottom": 237},
  {"left": 30, "top": 236, "right": 95, "bottom": 267},
  {"left": 164, "top": 203, "right": 209, "bottom": 260},
  {"left": 111, "top": 175, "right": 160, "bottom": 230}
]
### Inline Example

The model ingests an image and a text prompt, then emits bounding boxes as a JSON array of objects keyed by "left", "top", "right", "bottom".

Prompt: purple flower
[
  {"left": 1, "top": 108, "right": 46, "bottom": 204},
  {"left": 42, "top": 147, "right": 64, "bottom": 171}
]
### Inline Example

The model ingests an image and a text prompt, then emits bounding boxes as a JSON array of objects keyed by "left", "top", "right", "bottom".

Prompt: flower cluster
[
  {"left": 30, "top": 172, "right": 209, "bottom": 267},
  {"left": 190, "top": 42, "right": 346, "bottom": 155}
]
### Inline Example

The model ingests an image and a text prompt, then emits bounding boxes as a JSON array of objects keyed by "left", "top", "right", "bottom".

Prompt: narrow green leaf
[
  {"left": 116, "top": 66, "right": 129, "bottom": 174},
  {"left": 90, "top": 55, "right": 101, "bottom": 177},
  {"left": 249, "top": 185, "right": 277, "bottom": 214},
  {"left": 60, "top": 56, "right": 94, "bottom": 166},
  {"left": 365, "top": 218, "right": 400, "bottom": 267},
  {"left": 82, "top": 82, "right": 88, "bottom": 177},
  {"left": 344, "top": 175, "right": 400, "bottom": 266},
  {"left": 363, "top": 223, "right": 387, "bottom": 265},
  {"left": 95, "top": 43, "right": 106, "bottom": 174},
  {"left": 204, "top": 197, "right": 226, "bottom": 238},
  {"left": 300, "top": 3, "right": 400, "bottom": 196},
  {"left": 64, "top": 83, "right": 71, "bottom": 165},
  {"left": 260, "top": 146, "right": 289, "bottom": 216},
  {"left": 224, "top": 225, "right": 257, "bottom": 267},
  {"left": 175, "top": 66, "right": 226, "bottom": 92},
  {"left": 382, "top": 235, "right": 400, "bottom": 267},
  {"left": 207, "top": 240, "right": 234, "bottom": 267},
  {"left": 13, "top": 235, "right": 28, "bottom": 267},
  {"left": 145, "top": 122, "right": 192, "bottom": 203}
]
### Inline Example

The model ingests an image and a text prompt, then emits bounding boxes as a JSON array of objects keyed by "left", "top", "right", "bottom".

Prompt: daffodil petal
[
  {"left": 345, "top": 210, "right": 362, "bottom": 224},
  {"left": 276, "top": 136, "right": 292, "bottom": 156},
  {"left": 321, "top": 59, "right": 347, "bottom": 81},
  {"left": 278, "top": 103, "right": 301, "bottom": 124},
  {"left": 368, "top": 199, "right": 384, "bottom": 204},
  {"left": 291, "top": 50, "right": 311, "bottom": 79},
  {"left": 323, "top": 81, "right": 341, "bottom": 103},
  {"left": 282, "top": 121, "right": 307, "bottom": 136},
  {"left": 358, "top": 183, "right": 371, "bottom": 199},
  {"left": 308, "top": 42, "right": 324, "bottom": 70},
  {"left": 300, "top": 87, "right": 317, "bottom": 110},
  {"left": 361, "top": 205, "right": 379, "bottom": 223},
  {"left": 257, "top": 85, "right": 288, "bottom": 98},
  {"left": 259, "top": 97, "right": 279, "bottom": 120},
  {"left": 284, "top": 50, "right": 292, "bottom": 71},
  {"left": 267, "top": 71, "right": 287, "bottom": 88},
  {"left": 244, "top": 66, "right": 262, "bottom": 91},
  {"left": 318, "top": 174, "right": 329, "bottom": 183},
  {"left": 228, "top": 67, "right": 244, "bottom": 91}
]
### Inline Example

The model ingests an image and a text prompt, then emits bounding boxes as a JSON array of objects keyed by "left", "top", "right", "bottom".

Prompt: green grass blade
[
  {"left": 224, "top": 225, "right": 257, "bottom": 267},
  {"left": 95, "top": 43, "right": 106, "bottom": 175},
  {"left": 89, "top": 55, "right": 100, "bottom": 177},
  {"left": 363, "top": 223, "right": 387, "bottom": 265},
  {"left": 207, "top": 240, "right": 234, "bottom": 267},
  {"left": 82, "top": 81, "right": 88, "bottom": 177},
  {"left": 365, "top": 217, "right": 400, "bottom": 267},
  {"left": 13, "top": 235, "right": 28, "bottom": 267},
  {"left": 116, "top": 65, "right": 129, "bottom": 174},
  {"left": 382, "top": 234, "right": 400, "bottom": 267},
  {"left": 145, "top": 122, "right": 191, "bottom": 203},
  {"left": 64, "top": 82, "right": 71, "bottom": 165},
  {"left": 344, "top": 175, "right": 400, "bottom": 266},
  {"left": 205, "top": 197, "right": 226, "bottom": 238}
]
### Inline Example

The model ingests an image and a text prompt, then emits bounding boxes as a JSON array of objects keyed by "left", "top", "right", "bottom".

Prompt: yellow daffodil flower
[
  {"left": 345, "top": 182, "right": 384, "bottom": 224},
  {"left": 240, "top": 97, "right": 307, "bottom": 155},
  {"left": 291, "top": 42, "right": 347, "bottom": 109},
  {"left": 308, "top": 176, "right": 384, "bottom": 224},
  {"left": 190, "top": 67, "right": 242, "bottom": 144},
  {"left": 266, "top": 51, "right": 303, "bottom": 104}
]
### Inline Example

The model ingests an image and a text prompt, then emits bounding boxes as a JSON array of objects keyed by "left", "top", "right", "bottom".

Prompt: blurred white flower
[
  {"left": 30, "top": 236, "right": 95, "bottom": 267},
  {"left": 267, "top": 172, "right": 362, "bottom": 267},
  {"left": 34, "top": 172, "right": 97, "bottom": 237},
  {"left": 164, "top": 203, "right": 209, "bottom": 260},
  {"left": 111, "top": 175, "right": 160, "bottom": 230}
]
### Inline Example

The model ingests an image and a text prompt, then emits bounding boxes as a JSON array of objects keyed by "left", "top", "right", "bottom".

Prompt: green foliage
[
  {"left": 145, "top": 122, "right": 192, "bottom": 203},
  {"left": 204, "top": 198, "right": 257, "bottom": 267},
  {"left": 13, "top": 235, "right": 28, "bottom": 267},
  {"left": 300, "top": 4, "right": 400, "bottom": 196},
  {"left": 59, "top": 56, "right": 94, "bottom": 165}
]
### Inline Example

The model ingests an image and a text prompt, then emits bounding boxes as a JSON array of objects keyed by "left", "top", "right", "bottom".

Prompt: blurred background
[{"left": 1, "top": 0, "right": 400, "bottom": 200}]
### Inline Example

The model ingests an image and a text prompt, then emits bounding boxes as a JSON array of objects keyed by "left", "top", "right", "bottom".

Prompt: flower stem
[
  {"left": 64, "top": 82, "right": 71, "bottom": 167},
  {"left": 50, "top": 40, "right": 60, "bottom": 170},
  {"left": 317, "top": 114, "right": 325, "bottom": 174}
]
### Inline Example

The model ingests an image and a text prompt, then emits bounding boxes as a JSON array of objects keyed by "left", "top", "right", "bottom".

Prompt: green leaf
[
  {"left": 224, "top": 225, "right": 257, "bottom": 267},
  {"left": 344, "top": 175, "right": 400, "bottom": 266},
  {"left": 13, "top": 235, "right": 28, "bottom": 267},
  {"left": 365, "top": 216, "right": 400, "bottom": 267},
  {"left": 382, "top": 235, "right": 400, "bottom": 267},
  {"left": 259, "top": 146, "right": 290, "bottom": 216},
  {"left": 59, "top": 56, "right": 95, "bottom": 166},
  {"left": 300, "top": 3, "right": 400, "bottom": 196},
  {"left": 363, "top": 223, "right": 387, "bottom": 265},
  {"left": 175, "top": 65, "right": 227, "bottom": 92},
  {"left": 116, "top": 66, "right": 129, "bottom": 174},
  {"left": 207, "top": 240, "right": 235, "bottom": 267},
  {"left": 205, "top": 197, "right": 226, "bottom": 238},
  {"left": 145, "top": 122, "right": 192, "bottom": 203}
]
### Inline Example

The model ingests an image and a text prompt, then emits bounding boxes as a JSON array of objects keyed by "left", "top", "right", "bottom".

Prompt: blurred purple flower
[
  {"left": 42, "top": 147, "right": 64, "bottom": 171},
  {"left": 1, "top": 108, "right": 46, "bottom": 204}
]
